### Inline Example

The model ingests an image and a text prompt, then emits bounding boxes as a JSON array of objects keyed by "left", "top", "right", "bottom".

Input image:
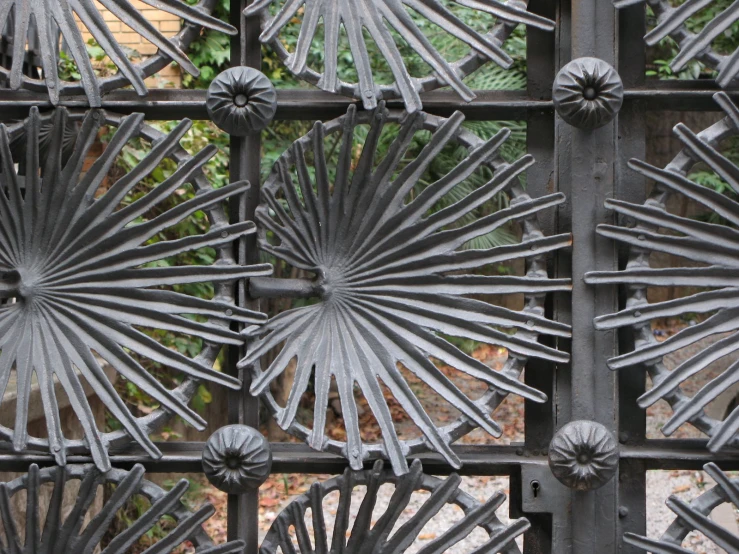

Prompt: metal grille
[{"left": 2, "top": 1, "right": 739, "bottom": 553}]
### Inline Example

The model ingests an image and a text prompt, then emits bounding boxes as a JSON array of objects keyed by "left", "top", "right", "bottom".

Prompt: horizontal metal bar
[
  {"left": 0, "top": 442, "right": 540, "bottom": 475},
  {"left": 0, "top": 89, "right": 549, "bottom": 121},
  {"left": 0, "top": 82, "right": 733, "bottom": 123},
  {"left": 268, "top": 443, "right": 540, "bottom": 476},
  {"left": 621, "top": 440, "right": 739, "bottom": 470},
  {"left": 3, "top": 440, "right": 735, "bottom": 474},
  {"left": 249, "top": 276, "right": 319, "bottom": 299}
]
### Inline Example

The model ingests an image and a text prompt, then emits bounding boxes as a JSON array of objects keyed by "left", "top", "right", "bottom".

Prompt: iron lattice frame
[{"left": 1, "top": 1, "right": 737, "bottom": 553}]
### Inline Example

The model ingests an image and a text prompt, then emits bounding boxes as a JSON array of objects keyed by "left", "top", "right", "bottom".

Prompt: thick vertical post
[
  {"left": 228, "top": 0, "right": 262, "bottom": 551},
  {"left": 615, "top": 5, "right": 647, "bottom": 552},
  {"left": 555, "top": 0, "right": 620, "bottom": 552},
  {"left": 521, "top": 0, "right": 557, "bottom": 551}
]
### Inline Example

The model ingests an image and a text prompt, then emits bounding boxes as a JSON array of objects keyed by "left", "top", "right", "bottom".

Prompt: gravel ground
[
  {"left": 646, "top": 470, "right": 723, "bottom": 553},
  {"left": 258, "top": 476, "right": 515, "bottom": 552},
  {"left": 640, "top": 329, "right": 739, "bottom": 552}
]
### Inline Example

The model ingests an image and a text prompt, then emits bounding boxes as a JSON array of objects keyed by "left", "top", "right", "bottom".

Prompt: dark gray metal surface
[
  {"left": 553, "top": 57, "right": 623, "bottom": 130},
  {"left": 260, "top": 459, "right": 529, "bottom": 554},
  {"left": 0, "top": 0, "right": 735, "bottom": 552},
  {"left": 0, "top": 107, "right": 271, "bottom": 471},
  {"left": 0, "top": 463, "right": 245, "bottom": 553},
  {"left": 207, "top": 67, "right": 277, "bottom": 136},
  {"left": 244, "top": 0, "right": 555, "bottom": 112},
  {"left": 243, "top": 103, "right": 571, "bottom": 476},
  {"left": 548, "top": 420, "right": 619, "bottom": 491},
  {"left": 586, "top": 92, "right": 739, "bottom": 453},
  {"left": 202, "top": 425, "right": 272, "bottom": 493},
  {"left": 0, "top": 0, "right": 236, "bottom": 106}
]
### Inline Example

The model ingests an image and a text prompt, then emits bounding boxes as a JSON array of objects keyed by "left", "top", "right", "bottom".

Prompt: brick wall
[{"left": 81, "top": 0, "right": 183, "bottom": 88}]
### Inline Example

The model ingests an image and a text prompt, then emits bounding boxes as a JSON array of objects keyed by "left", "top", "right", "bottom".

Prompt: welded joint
[
  {"left": 0, "top": 270, "right": 20, "bottom": 299},
  {"left": 249, "top": 276, "right": 321, "bottom": 299}
]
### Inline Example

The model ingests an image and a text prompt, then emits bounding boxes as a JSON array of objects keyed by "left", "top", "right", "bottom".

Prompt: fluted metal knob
[
  {"left": 548, "top": 420, "right": 618, "bottom": 491},
  {"left": 206, "top": 67, "right": 277, "bottom": 136},
  {"left": 202, "top": 425, "right": 272, "bottom": 493},
  {"left": 553, "top": 58, "right": 623, "bottom": 130}
]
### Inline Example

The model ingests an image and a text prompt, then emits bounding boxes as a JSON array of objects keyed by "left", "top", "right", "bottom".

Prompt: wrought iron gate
[{"left": 1, "top": 1, "right": 739, "bottom": 553}]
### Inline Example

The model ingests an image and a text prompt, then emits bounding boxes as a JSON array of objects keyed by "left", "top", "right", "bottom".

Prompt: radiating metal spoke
[
  {"left": 0, "top": 108, "right": 271, "bottom": 470},
  {"left": 242, "top": 103, "right": 571, "bottom": 475},
  {"left": 0, "top": 464, "right": 243, "bottom": 554},
  {"left": 245, "top": 0, "right": 554, "bottom": 112},
  {"left": 586, "top": 91, "right": 739, "bottom": 451}
]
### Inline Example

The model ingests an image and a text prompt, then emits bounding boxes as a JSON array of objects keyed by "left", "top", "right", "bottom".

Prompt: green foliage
[
  {"left": 182, "top": 0, "right": 232, "bottom": 88},
  {"left": 102, "top": 476, "right": 208, "bottom": 553},
  {"left": 58, "top": 38, "right": 118, "bottom": 81},
  {"left": 646, "top": 0, "right": 739, "bottom": 80}
]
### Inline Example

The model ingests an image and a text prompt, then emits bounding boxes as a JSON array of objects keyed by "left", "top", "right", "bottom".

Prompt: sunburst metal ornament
[
  {"left": 0, "top": 107, "right": 272, "bottom": 470},
  {"left": 0, "top": 463, "right": 244, "bottom": 553},
  {"left": 261, "top": 459, "right": 529, "bottom": 554},
  {"left": 0, "top": 0, "right": 236, "bottom": 106},
  {"left": 624, "top": 462, "right": 739, "bottom": 552},
  {"left": 241, "top": 104, "right": 571, "bottom": 475},
  {"left": 244, "top": 0, "right": 555, "bottom": 113},
  {"left": 614, "top": 0, "right": 739, "bottom": 88},
  {"left": 585, "top": 92, "right": 739, "bottom": 452}
]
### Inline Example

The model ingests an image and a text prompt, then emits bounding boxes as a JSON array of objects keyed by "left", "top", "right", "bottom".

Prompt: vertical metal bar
[
  {"left": 556, "top": 0, "right": 619, "bottom": 551},
  {"left": 615, "top": 5, "right": 647, "bottom": 552},
  {"left": 521, "top": 0, "right": 557, "bottom": 550},
  {"left": 227, "top": 0, "right": 262, "bottom": 550}
]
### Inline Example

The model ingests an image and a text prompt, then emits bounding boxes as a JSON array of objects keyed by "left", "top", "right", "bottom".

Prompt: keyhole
[{"left": 531, "top": 480, "right": 540, "bottom": 498}]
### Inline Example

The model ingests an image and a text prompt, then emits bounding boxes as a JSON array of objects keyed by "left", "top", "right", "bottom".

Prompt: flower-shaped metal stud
[
  {"left": 0, "top": 0, "right": 236, "bottom": 106},
  {"left": 553, "top": 57, "right": 624, "bottom": 130},
  {"left": 206, "top": 67, "right": 278, "bottom": 136},
  {"left": 614, "top": 0, "right": 739, "bottom": 88},
  {"left": 624, "top": 462, "right": 739, "bottom": 552},
  {"left": 261, "top": 459, "right": 530, "bottom": 554},
  {"left": 241, "top": 103, "right": 572, "bottom": 476},
  {"left": 244, "top": 0, "right": 554, "bottom": 113},
  {"left": 0, "top": 464, "right": 244, "bottom": 553},
  {"left": 0, "top": 108, "right": 272, "bottom": 470},
  {"left": 202, "top": 425, "right": 272, "bottom": 493},
  {"left": 548, "top": 420, "right": 618, "bottom": 491}
]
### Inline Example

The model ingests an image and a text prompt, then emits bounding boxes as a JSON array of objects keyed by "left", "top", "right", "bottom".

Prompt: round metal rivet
[
  {"left": 549, "top": 420, "right": 619, "bottom": 491},
  {"left": 234, "top": 93, "right": 248, "bottom": 107},
  {"left": 202, "top": 425, "right": 272, "bottom": 494},
  {"left": 553, "top": 58, "right": 623, "bottom": 130},
  {"left": 206, "top": 67, "right": 277, "bottom": 136}
]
